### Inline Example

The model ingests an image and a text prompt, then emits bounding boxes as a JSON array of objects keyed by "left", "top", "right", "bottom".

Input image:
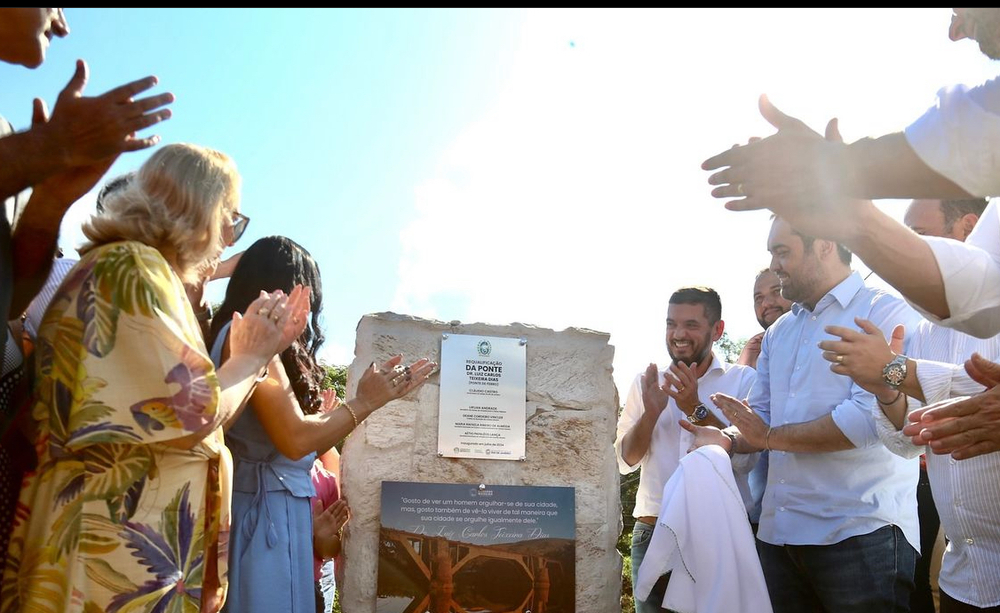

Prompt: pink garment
[{"left": 310, "top": 459, "right": 340, "bottom": 581}]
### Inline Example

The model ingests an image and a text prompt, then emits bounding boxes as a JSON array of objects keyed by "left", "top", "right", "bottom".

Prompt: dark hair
[
  {"left": 209, "top": 235, "right": 327, "bottom": 414},
  {"left": 941, "top": 198, "right": 989, "bottom": 227},
  {"left": 669, "top": 286, "right": 722, "bottom": 324},
  {"left": 773, "top": 214, "right": 853, "bottom": 265},
  {"left": 95, "top": 172, "right": 135, "bottom": 214}
]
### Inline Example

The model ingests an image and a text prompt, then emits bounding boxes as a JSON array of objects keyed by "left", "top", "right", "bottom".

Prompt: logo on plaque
[{"left": 477, "top": 339, "right": 492, "bottom": 356}]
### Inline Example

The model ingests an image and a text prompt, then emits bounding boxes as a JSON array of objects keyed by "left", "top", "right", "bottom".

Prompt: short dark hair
[
  {"left": 95, "top": 172, "right": 135, "bottom": 214},
  {"left": 941, "top": 198, "right": 989, "bottom": 227},
  {"left": 771, "top": 214, "right": 852, "bottom": 265},
  {"left": 669, "top": 286, "right": 722, "bottom": 324},
  {"left": 797, "top": 233, "right": 852, "bottom": 265}
]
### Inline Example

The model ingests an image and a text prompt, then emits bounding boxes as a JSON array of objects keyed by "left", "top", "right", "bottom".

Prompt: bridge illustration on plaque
[{"left": 377, "top": 481, "right": 576, "bottom": 613}]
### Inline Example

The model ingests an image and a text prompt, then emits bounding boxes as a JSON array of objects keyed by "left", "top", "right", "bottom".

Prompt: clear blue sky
[
  {"left": 2, "top": 9, "right": 997, "bottom": 396},
  {"left": 0, "top": 7, "right": 525, "bottom": 359}
]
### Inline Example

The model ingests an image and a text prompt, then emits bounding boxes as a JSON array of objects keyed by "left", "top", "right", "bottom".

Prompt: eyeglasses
[{"left": 231, "top": 212, "right": 250, "bottom": 244}]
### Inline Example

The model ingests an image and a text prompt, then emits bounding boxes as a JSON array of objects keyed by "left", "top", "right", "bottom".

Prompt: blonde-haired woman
[{"left": 0, "top": 143, "right": 307, "bottom": 613}]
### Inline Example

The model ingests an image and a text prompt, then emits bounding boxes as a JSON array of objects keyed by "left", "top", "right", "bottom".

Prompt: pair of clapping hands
[
  {"left": 818, "top": 317, "right": 1000, "bottom": 460},
  {"left": 685, "top": 317, "right": 1000, "bottom": 461},
  {"left": 229, "top": 285, "right": 436, "bottom": 411}
]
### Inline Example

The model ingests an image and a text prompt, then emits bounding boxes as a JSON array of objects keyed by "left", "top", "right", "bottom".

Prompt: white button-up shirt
[
  {"left": 752, "top": 272, "right": 923, "bottom": 550},
  {"left": 905, "top": 78, "right": 1000, "bottom": 198},
  {"left": 615, "top": 352, "right": 755, "bottom": 518},
  {"left": 873, "top": 319, "right": 1000, "bottom": 608},
  {"left": 905, "top": 79, "right": 1000, "bottom": 337},
  {"left": 913, "top": 199, "right": 1000, "bottom": 338}
]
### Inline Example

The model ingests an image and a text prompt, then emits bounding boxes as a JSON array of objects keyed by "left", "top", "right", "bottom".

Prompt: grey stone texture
[{"left": 339, "top": 312, "right": 622, "bottom": 613}]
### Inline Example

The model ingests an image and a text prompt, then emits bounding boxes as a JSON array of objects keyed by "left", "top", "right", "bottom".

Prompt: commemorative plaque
[{"left": 438, "top": 333, "right": 527, "bottom": 460}]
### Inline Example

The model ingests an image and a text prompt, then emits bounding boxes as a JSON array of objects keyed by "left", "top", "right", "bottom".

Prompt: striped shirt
[{"left": 873, "top": 318, "right": 1000, "bottom": 608}]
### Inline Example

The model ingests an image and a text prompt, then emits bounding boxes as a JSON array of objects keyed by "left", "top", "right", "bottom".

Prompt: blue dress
[{"left": 212, "top": 323, "right": 317, "bottom": 613}]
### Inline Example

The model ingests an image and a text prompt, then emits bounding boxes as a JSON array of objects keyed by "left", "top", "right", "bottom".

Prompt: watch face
[
  {"left": 883, "top": 356, "right": 908, "bottom": 388},
  {"left": 694, "top": 405, "right": 710, "bottom": 420},
  {"left": 885, "top": 364, "right": 906, "bottom": 386}
]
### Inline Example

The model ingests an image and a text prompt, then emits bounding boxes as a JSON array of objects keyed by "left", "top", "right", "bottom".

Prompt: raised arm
[
  {"left": 3, "top": 61, "right": 173, "bottom": 315},
  {"left": 236, "top": 349, "right": 434, "bottom": 460}
]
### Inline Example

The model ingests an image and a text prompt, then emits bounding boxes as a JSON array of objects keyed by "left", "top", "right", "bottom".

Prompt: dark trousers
[
  {"left": 941, "top": 591, "right": 1000, "bottom": 613},
  {"left": 757, "top": 525, "right": 916, "bottom": 613},
  {"left": 912, "top": 467, "right": 940, "bottom": 613}
]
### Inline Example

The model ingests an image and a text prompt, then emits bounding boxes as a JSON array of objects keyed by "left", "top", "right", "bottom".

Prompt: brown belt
[{"left": 636, "top": 515, "right": 657, "bottom": 526}]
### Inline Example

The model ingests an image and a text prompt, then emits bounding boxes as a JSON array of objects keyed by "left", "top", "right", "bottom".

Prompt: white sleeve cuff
[
  {"left": 914, "top": 359, "right": 963, "bottom": 405},
  {"left": 871, "top": 398, "right": 924, "bottom": 460}
]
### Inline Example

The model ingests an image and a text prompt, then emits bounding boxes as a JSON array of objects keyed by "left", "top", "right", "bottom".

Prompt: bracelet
[
  {"left": 342, "top": 402, "right": 359, "bottom": 429},
  {"left": 764, "top": 426, "right": 773, "bottom": 452},
  {"left": 877, "top": 390, "right": 904, "bottom": 406},
  {"left": 721, "top": 430, "right": 738, "bottom": 458},
  {"left": 254, "top": 366, "right": 269, "bottom": 383}
]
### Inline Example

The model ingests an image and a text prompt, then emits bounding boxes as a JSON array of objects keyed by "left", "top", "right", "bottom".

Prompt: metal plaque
[{"left": 438, "top": 333, "right": 527, "bottom": 460}]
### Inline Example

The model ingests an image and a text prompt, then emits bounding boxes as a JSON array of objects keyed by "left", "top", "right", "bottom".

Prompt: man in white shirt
[
  {"left": 821, "top": 311, "right": 1000, "bottom": 613},
  {"left": 698, "top": 216, "right": 923, "bottom": 613},
  {"left": 819, "top": 200, "right": 1000, "bottom": 613},
  {"left": 616, "top": 286, "right": 755, "bottom": 613},
  {"left": 701, "top": 9, "right": 1000, "bottom": 460}
]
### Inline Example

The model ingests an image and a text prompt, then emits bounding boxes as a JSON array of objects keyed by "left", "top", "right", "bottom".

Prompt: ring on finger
[
  {"left": 258, "top": 307, "right": 271, "bottom": 316},
  {"left": 835, "top": 354, "right": 845, "bottom": 363},
  {"left": 736, "top": 182, "right": 745, "bottom": 196}
]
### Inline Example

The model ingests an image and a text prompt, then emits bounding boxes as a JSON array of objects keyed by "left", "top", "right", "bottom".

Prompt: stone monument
[{"left": 339, "top": 312, "right": 622, "bottom": 613}]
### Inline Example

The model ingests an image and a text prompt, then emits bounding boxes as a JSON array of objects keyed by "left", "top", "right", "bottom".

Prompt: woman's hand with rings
[
  {"left": 354, "top": 355, "right": 438, "bottom": 417},
  {"left": 229, "top": 289, "right": 287, "bottom": 364},
  {"left": 274, "top": 285, "right": 311, "bottom": 352}
]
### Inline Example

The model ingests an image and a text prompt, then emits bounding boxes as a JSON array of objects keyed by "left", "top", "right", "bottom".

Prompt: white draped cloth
[{"left": 635, "top": 445, "right": 772, "bottom": 613}]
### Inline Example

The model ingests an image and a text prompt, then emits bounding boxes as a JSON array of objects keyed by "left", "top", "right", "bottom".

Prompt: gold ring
[
  {"left": 677, "top": 386, "right": 685, "bottom": 393},
  {"left": 736, "top": 183, "right": 745, "bottom": 196},
  {"left": 258, "top": 308, "right": 270, "bottom": 316},
  {"left": 836, "top": 354, "right": 844, "bottom": 363}
]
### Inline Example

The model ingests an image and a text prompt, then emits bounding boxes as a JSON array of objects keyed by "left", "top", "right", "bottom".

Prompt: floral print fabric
[{"left": 0, "top": 241, "right": 232, "bottom": 613}]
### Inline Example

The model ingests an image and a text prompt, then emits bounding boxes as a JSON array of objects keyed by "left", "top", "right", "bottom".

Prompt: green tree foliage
[
  {"left": 620, "top": 464, "right": 639, "bottom": 613},
  {"left": 320, "top": 363, "right": 349, "bottom": 453},
  {"left": 321, "top": 363, "right": 348, "bottom": 399},
  {"left": 714, "top": 331, "right": 749, "bottom": 364}
]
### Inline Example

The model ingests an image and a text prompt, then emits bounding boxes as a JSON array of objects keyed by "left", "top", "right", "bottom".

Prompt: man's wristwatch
[
  {"left": 686, "top": 403, "right": 710, "bottom": 424},
  {"left": 882, "top": 354, "right": 908, "bottom": 389}
]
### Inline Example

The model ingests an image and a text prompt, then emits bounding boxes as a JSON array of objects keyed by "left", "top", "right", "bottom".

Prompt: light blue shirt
[{"left": 751, "top": 271, "right": 923, "bottom": 550}]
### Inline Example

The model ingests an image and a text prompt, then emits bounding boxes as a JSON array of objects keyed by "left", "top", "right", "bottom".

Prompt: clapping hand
[
  {"left": 903, "top": 352, "right": 1000, "bottom": 460},
  {"left": 664, "top": 361, "right": 700, "bottom": 413},
  {"left": 712, "top": 393, "right": 768, "bottom": 450},
  {"left": 313, "top": 498, "right": 350, "bottom": 559},
  {"left": 354, "top": 355, "right": 437, "bottom": 414},
  {"left": 318, "top": 389, "right": 341, "bottom": 414}
]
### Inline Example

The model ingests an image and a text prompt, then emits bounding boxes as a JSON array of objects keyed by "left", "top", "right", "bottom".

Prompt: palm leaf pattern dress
[{"left": 0, "top": 241, "right": 233, "bottom": 613}]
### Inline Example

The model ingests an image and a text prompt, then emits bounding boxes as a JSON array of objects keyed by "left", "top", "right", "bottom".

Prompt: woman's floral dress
[{"left": 0, "top": 241, "right": 233, "bottom": 613}]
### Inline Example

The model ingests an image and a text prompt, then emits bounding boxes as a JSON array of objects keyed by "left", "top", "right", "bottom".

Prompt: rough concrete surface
[{"left": 340, "top": 312, "right": 622, "bottom": 613}]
